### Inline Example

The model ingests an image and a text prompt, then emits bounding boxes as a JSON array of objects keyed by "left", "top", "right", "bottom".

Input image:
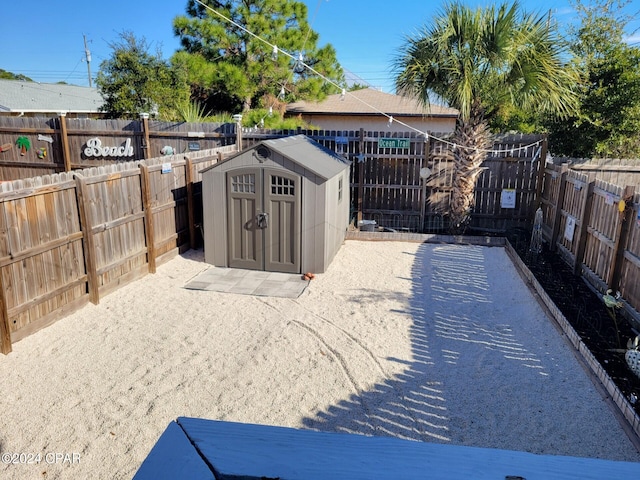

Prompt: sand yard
[{"left": 1, "top": 240, "right": 639, "bottom": 479}]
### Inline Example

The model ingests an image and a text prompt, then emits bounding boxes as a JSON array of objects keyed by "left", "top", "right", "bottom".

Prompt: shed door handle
[{"left": 257, "top": 212, "right": 269, "bottom": 229}]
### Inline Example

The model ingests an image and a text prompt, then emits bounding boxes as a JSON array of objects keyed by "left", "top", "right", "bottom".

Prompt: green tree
[
  {"left": 0, "top": 69, "right": 32, "bottom": 81},
  {"left": 547, "top": 0, "right": 640, "bottom": 157},
  {"left": 172, "top": 0, "right": 345, "bottom": 114},
  {"left": 96, "top": 32, "right": 190, "bottom": 120},
  {"left": 348, "top": 83, "right": 369, "bottom": 92},
  {"left": 395, "top": 1, "right": 578, "bottom": 233}
]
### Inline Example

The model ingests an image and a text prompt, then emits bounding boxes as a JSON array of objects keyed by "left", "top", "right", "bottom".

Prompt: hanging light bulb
[
  {"left": 268, "top": 106, "right": 273, "bottom": 116},
  {"left": 272, "top": 45, "right": 278, "bottom": 60},
  {"left": 279, "top": 86, "right": 286, "bottom": 99},
  {"left": 387, "top": 116, "right": 393, "bottom": 128},
  {"left": 293, "top": 52, "right": 305, "bottom": 74},
  {"left": 341, "top": 88, "right": 346, "bottom": 101}
]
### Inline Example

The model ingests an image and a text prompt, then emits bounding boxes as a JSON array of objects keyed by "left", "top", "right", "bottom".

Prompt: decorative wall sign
[
  {"left": 16, "top": 136, "right": 31, "bottom": 156},
  {"left": 37, "top": 148, "right": 47, "bottom": 159},
  {"left": 605, "top": 193, "right": 614, "bottom": 206},
  {"left": 335, "top": 136, "right": 348, "bottom": 145},
  {"left": 564, "top": 215, "right": 576, "bottom": 241},
  {"left": 160, "top": 146, "right": 175, "bottom": 156},
  {"left": 161, "top": 163, "right": 172, "bottom": 174},
  {"left": 84, "top": 137, "right": 134, "bottom": 158},
  {"left": 500, "top": 189, "right": 516, "bottom": 209},
  {"left": 37, "top": 134, "right": 54, "bottom": 144},
  {"left": 0, "top": 143, "right": 12, "bottom": 153},
  {"left": 188, "top": 142, "right": 200, "bottom": 151}
]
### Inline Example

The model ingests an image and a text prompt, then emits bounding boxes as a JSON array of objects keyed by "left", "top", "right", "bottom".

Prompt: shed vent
[{"left": 256, "top": 146, "right": 271, "bottom": 162}]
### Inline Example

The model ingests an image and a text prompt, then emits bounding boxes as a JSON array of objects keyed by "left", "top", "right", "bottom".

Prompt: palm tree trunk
[{"left": 448, "top": 116, "right": 492, "bottom": 234}]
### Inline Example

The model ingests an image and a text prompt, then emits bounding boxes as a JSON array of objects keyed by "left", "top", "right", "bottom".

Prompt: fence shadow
[
  {"left": 301, "top": 243, "right": 553, "bottom": 450},
  {"left": 301, "top": 243, "right": 451, "bottom": 443}
]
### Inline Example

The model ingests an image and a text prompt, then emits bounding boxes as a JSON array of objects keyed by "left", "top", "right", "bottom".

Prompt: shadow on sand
[{"left": 301, "top": 243, "right": 556, "bottom": 449}]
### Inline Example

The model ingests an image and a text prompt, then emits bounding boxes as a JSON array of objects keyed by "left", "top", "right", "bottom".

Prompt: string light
[
  {"left": 293, "top": 52, "right": 305, "bottom": 74},
  {"left": 193, "top": 0, "right": 545, "bottom": 156},
  {"left": 341, "top": 88, "right": 346, "bottom": 101},
  {"left": 272, "top": 45, "right": 279, "bottom": 60}
]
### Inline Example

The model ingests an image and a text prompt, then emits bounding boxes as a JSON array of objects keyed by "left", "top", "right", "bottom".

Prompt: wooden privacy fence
[
  {"left": 539, "top": 162, "right": 640, "bottom": 323},
  {"left": 553, "top": 158, "right": 640, "bottom": 187},
  {"left": 0, "top": 145, "right": 236, "bottom": 354},
  {"left": 1, "top": 117, "right": 547, "bottom": 233},
  {"left": 0, "top": 115, "right": 235, "bottom": 181},
  {"left": 242, "top": 129, "right": 547, "bottom": 233}
]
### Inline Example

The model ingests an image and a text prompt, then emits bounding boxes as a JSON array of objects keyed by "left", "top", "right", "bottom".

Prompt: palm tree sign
[
  {"left": 395, "top": 1, "right": 578, "bottom": 233},
  {"left": 16, "top": 136, "right": 31, "bottom": 156}
]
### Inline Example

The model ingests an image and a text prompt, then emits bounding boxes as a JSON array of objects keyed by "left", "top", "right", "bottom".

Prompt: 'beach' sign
[{"left": 84, "top": 137, "right": 134, "bottom": 158}]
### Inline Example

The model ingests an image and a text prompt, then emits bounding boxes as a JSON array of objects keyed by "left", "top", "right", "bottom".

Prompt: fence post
[
  {"left": 185, "top": 156, "right": 196, "bottom": 250},
  {"left": 357, "top": 128, "right": 364, "bottom": 224},
  {"left": 608, "top": 185, "right": 636, "bottom": 290},
  {"left": 549, "top": 164, "right": 569, "bottom": 251},
  {"left": 74, "top": 173, "right": 100, "bottom": 304},
  {"left": 235, "top": 119, "right": 243, "bottom": 151},
  {"left": 58, "top": 113, "right": 72, "bottom": 172},
  {"left": 140, "top": 163, "right": 157, "bottom": 274},
  {"left": 140, "top": 113, "right": 151, "bottom": 160},
  {"left": 573, "top": 180, "right": 596, "bottom": 275},
  {"left": 0, "top": 272, "right": 11, "bottom": 354},
  {"left": 420, "top": 134, "right": 431, "bottom": 233},
  {"left": 534, "top": 135, "right": 548, "bottom": 210}
]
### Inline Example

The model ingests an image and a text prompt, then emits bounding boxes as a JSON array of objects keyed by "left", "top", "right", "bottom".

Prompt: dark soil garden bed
[{"left": 505, "top": 227, "right": 640, "bottom": 417}]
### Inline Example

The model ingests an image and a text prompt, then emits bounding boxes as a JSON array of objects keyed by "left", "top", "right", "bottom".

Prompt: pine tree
[{"left": 172, "top": 0, "right": 345, "bottom": 113}]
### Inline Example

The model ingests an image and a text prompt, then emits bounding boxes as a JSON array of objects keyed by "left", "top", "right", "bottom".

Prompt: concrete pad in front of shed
[{"left": 184, "top": 267, "right": 309, "bottom": 298}]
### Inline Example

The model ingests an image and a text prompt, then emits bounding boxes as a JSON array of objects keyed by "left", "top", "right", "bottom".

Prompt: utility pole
[{"left": 83, "top": 34, "right": 92, "bottom": 87}]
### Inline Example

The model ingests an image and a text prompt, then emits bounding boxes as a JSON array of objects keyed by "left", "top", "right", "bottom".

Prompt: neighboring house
[
  {"left": 286, "top": 87, "right": 458, "bottom": 133},
  {"left": 0, "top": 79, "right": 104, "bottom": 118}
]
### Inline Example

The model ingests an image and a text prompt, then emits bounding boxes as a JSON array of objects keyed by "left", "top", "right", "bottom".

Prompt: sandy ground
[{"left": 1, "top": 240, "right": 639, "bottom": 479}]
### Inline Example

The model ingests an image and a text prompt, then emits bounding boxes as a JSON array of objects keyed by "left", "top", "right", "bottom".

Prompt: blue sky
[{"left": 1, "top": 0, "right": 638, "bottom": 93}]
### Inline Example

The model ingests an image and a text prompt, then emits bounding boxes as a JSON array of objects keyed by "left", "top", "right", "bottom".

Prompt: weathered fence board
[
  {"left": 0, "top": 116, "right": 236, "bottom": 181},
  {"left": 0, "top": 146, "right": 235, "bottom": 353},
  {"left": 558, "top": 158, "right": 640, "bottom": 187},
  {"left": 620, "top": 193, "right": 640, "bottom": 311},
  {"left": 542, "top": 167, "right": 640, "bottom": 326},
  {"left": 241, "top": 129, "right": 546, "bottom": 232},
  {"left": 0, "top": 173, "right": 89, "bottom": 350}
]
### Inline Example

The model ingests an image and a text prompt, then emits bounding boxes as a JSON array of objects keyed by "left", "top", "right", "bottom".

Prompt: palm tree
[{"left": 395, "top": 1, "right": 578, "bottom": 233}]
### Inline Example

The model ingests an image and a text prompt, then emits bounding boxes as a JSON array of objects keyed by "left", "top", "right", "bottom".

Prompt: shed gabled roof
[
  {"left": 262, "top": 135, "right": 350, "bottom": 180},
  {"left": 0, "top": 79, "right": 104, "bottom": 114},
  {"left": 286, "top": 87, "right": 458, "bottom": 118},
  {"left": 204, "top": 135, "right": 350, "bottom": 181}
]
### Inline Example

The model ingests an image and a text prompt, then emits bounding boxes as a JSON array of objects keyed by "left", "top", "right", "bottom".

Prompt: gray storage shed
[{"left": 201, "top": 135, "right": 351, "bottom": 274}]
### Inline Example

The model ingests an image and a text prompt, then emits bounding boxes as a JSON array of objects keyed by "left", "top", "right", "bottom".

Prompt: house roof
[
  {"left": 286, "top": 88, "right": 458, "bottom": 118},
  {"left": 203, "top": 135, "right": 350, "bottom": 181},
  {"left": 0, "top": 79, "right": 104, "bottom": 114}
]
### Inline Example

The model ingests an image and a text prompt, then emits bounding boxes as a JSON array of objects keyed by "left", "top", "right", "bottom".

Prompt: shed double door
[{"left": 227, "top": 167, "right": 301, "bottom": 273}]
